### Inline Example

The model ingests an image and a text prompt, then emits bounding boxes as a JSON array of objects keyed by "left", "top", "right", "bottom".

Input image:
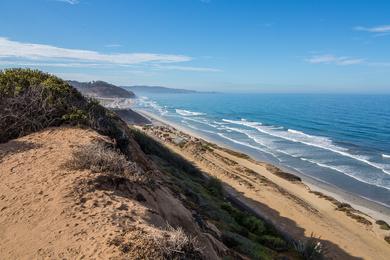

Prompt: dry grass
[
  {"left": 335, "top": 203, "right": 372, "bottom": 226},
  {"left": 109, "top": 225, "right": 203, "bottom": 259},
  {"left": 153, "top": 225, "right": 202, "bottom": 259},
  {"left": 68, "top": 142, "right": 139, "bottom": 177}
]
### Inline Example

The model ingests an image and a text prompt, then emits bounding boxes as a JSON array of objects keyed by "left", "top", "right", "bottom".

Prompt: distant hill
[
  {"left": 69, "top": 80, "right": 135, "bottom": 98},
  {"left": 123, "top": 85, "right": 214, "bottom": 94}
]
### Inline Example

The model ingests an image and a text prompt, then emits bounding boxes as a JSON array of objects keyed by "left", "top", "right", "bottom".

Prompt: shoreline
[
  {"left": 135, "top": 109, "right": 390, "bottom": 258},
  {"left": 136, "top": 109, "right": 390, "bottom": 223}
]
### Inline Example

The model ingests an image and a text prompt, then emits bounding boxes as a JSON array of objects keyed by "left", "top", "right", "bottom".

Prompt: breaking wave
[
  {"left": 223, "top": 119, "right": 390, "bottom": 175},
  {"left": 176, "top": 109, "right": 205, "bottom": 116}
]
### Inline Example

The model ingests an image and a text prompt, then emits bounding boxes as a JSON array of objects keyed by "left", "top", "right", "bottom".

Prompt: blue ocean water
[{"left": 133, "top": 93, "right": 390, "bottom": 207}]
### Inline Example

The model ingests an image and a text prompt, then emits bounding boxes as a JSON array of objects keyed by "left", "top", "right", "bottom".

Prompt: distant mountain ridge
[
  {"left": 123, "top": 85, "right": 215, "bottom": 94},
  {"left": 69, "top": 80, "right": 135, "bottom": 98}
]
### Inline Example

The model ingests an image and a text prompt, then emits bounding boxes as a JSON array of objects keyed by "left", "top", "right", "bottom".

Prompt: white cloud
[
  {"left": 354, "top": 25, "right": 390, "bottom": 33},
  {"left": 55, "top": 0, "right": 79, "bottom": 4},
  {"left": 306, "top": 54, "right": 363, "bottom": 66},
  {"left": 0, "top": 37, "right": 191, "bottom": 66}
]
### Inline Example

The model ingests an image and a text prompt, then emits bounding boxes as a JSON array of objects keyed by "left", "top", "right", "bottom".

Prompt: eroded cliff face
[{"left": 0, "top": 127, "right": 226, "bottom": 259}]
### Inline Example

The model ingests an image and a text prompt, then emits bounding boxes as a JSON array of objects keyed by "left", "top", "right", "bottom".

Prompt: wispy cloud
[
  {"left": 354, "top": 25, "right": 390, "bottom": 33},
  {"left": 306, "top": 54, "right": 364, "bottom": 65},
  {"left": 54, "top": 0, "right": 79, "bottom": 4},
  {"left": 0, "top": 37, "right": 191, "bottom": 66}
]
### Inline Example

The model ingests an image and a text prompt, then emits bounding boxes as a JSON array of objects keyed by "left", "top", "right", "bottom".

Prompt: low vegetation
[
  {"left": 293, "top": 234, "right": 326, "bottom": 260},
  {"left": 376, "top": 220, "right": 390, "bottom": 230},
  {"left": 68, "top": 142, "right": 139, "bottom": 177},
  {"left": 336, "top": 203, "right": 372, "bottom": 226},
  {"left": 109, "top": 225, "right": 201, "bottom": 259},
  {"left": 131, "top": 128, "right": 304, "bottom": 259},
  {"left": 155, "top": 225, "right": 202, "bottom": 259},
  {"left": 0, "top": 69, "right": 137, "bottom": 160}
]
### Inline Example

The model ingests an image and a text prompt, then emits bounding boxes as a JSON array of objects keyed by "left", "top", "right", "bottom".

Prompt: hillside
[
  {"left": 0, "top": 127, "right": 224, "bottom": 259},
  {"left": 69, "top": 80, "right": 135, "bottom": 98},
  {"left": 0, "top": 69, "right": 304, "bottom": 259}
]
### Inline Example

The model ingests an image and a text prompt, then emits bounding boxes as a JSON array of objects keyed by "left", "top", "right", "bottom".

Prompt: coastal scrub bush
[
  {"left": 257, "top": 235, "right": 288, "bottom": 251},
  {"left": 68, "top": 142, "right": 138, "bottom": 176},
  {"left": 376, "top": 220, "right": 390, "bottom": 230},
  {"left": 293, "top": 234, "right": 326, "bottom": 260},
  {"left": 131, "top": 127, "right": 203, "bottom": 176},
  {"left": 221, "top": 231, "right": 271, "bottom": 259},
  {"left": 221, "top": 202, "right": 266, "bottom": 235},
  {"left": 206, "top": 177, "right": 224, "bottom": 198},
  {"left": 0, "top": 68, "right": 88, "bottom": 142},
  {"left": 0, "top": 68, "right": 139, "bottom": 161},
  {"left": 155, "top": 225, "right": 202, "bottom": 259}
]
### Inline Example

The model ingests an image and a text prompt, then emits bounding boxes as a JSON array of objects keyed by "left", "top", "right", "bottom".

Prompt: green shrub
[
  {"left": 221, "top": 202, "right": 266, "bottom": 235},
  {"left": 258, "top": 235, "right": 288, "bottom": 251},
  {"left": 131, "top": 128, "right": 202, "bottom": 177},
  {"left": 0, "top": 68, "right": 88, "bottom": 142},
  {"left": 206, "top": 177, "right": 224, "bottom": 198},
  {"left": 0, "top": 68, "right": 137, "bottom": 160},
  {"left": 376, "top": 220, "right": 390, "bottom": 230},
  {"left": 294, "top": 234, "right": 326, "bottom": 260},
  {"left": 221, "top": 231, "right": 272, "bottom": 259}
]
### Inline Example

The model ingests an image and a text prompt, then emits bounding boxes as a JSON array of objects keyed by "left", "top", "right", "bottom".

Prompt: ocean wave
[
  {"left": 222, "top": 126, "right": 302, "bottom": 159},
  {"left": 181, "top": 121, "right": 216, "bottom": 134},
  {"left": 213, "top": 121, "right": 229, "bottom": 125},
  {"left": 176, "top": 109, "right": 205, "bottom": 116},
  {"left": 223, "top": 118, "right": 390, "bottom": 175},
  {"left": 136, "top": 97, "right": 168, "bottom": 115},
  {"left": 300, "top": 158, "right": 390, "bottom": 191},
  {"left": 383, "top": 154, "right": 390, "bottom": 159},
  {"left": 217, "top": 133, "right": 280, "bottom": 161},
  {"left": 224, "top": 126, "right": 269, "bottom": 147},
  {"left": 180, "top": 117, "right": 218, "bottom": 128}
]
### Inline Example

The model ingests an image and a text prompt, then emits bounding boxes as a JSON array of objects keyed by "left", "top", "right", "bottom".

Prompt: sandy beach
[{"left": 136, "top": 109, "right": 390, "bottom": 260}]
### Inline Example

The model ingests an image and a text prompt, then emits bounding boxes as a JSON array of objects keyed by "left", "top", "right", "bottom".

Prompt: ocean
[{"left": 133, "top": 93, "right": 390, "bottom": 208}]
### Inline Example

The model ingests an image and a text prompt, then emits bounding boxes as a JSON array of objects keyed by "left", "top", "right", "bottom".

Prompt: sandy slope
[
  {"left": 0, "top": 127, "right": 225, "bottom": 259},
  {"left": 140, "top": 123, "right": 390, "bottom": 260}
]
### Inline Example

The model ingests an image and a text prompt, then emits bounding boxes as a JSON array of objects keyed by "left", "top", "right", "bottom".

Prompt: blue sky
[{"left": 1, "top": 0, "right": 390, "bottom": 92}]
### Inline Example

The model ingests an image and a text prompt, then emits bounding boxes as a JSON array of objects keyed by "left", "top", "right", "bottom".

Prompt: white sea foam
[
  {"left": 180, "top": 116, "right": 217, "bottom": 128},
  {"left": 181, "top": 121, "right": 217, "bottom": 134},
  {"left": 217, "top": 133, "right": 280, "bottom": 160},
  {"left": 136, "top": 96, "right": 168, "bottom": 115},
  {"left": 300, "top": 158, "right": 390, "bottom": 191},
  {"left": 383, "top": 154, "right": 390, "bottom": 159},
  {"left": 223, "top": 118, "right": 390, "bottom": 175},
  {"left": 176, "top": 109, "right": 205, "bottom": 116}
]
